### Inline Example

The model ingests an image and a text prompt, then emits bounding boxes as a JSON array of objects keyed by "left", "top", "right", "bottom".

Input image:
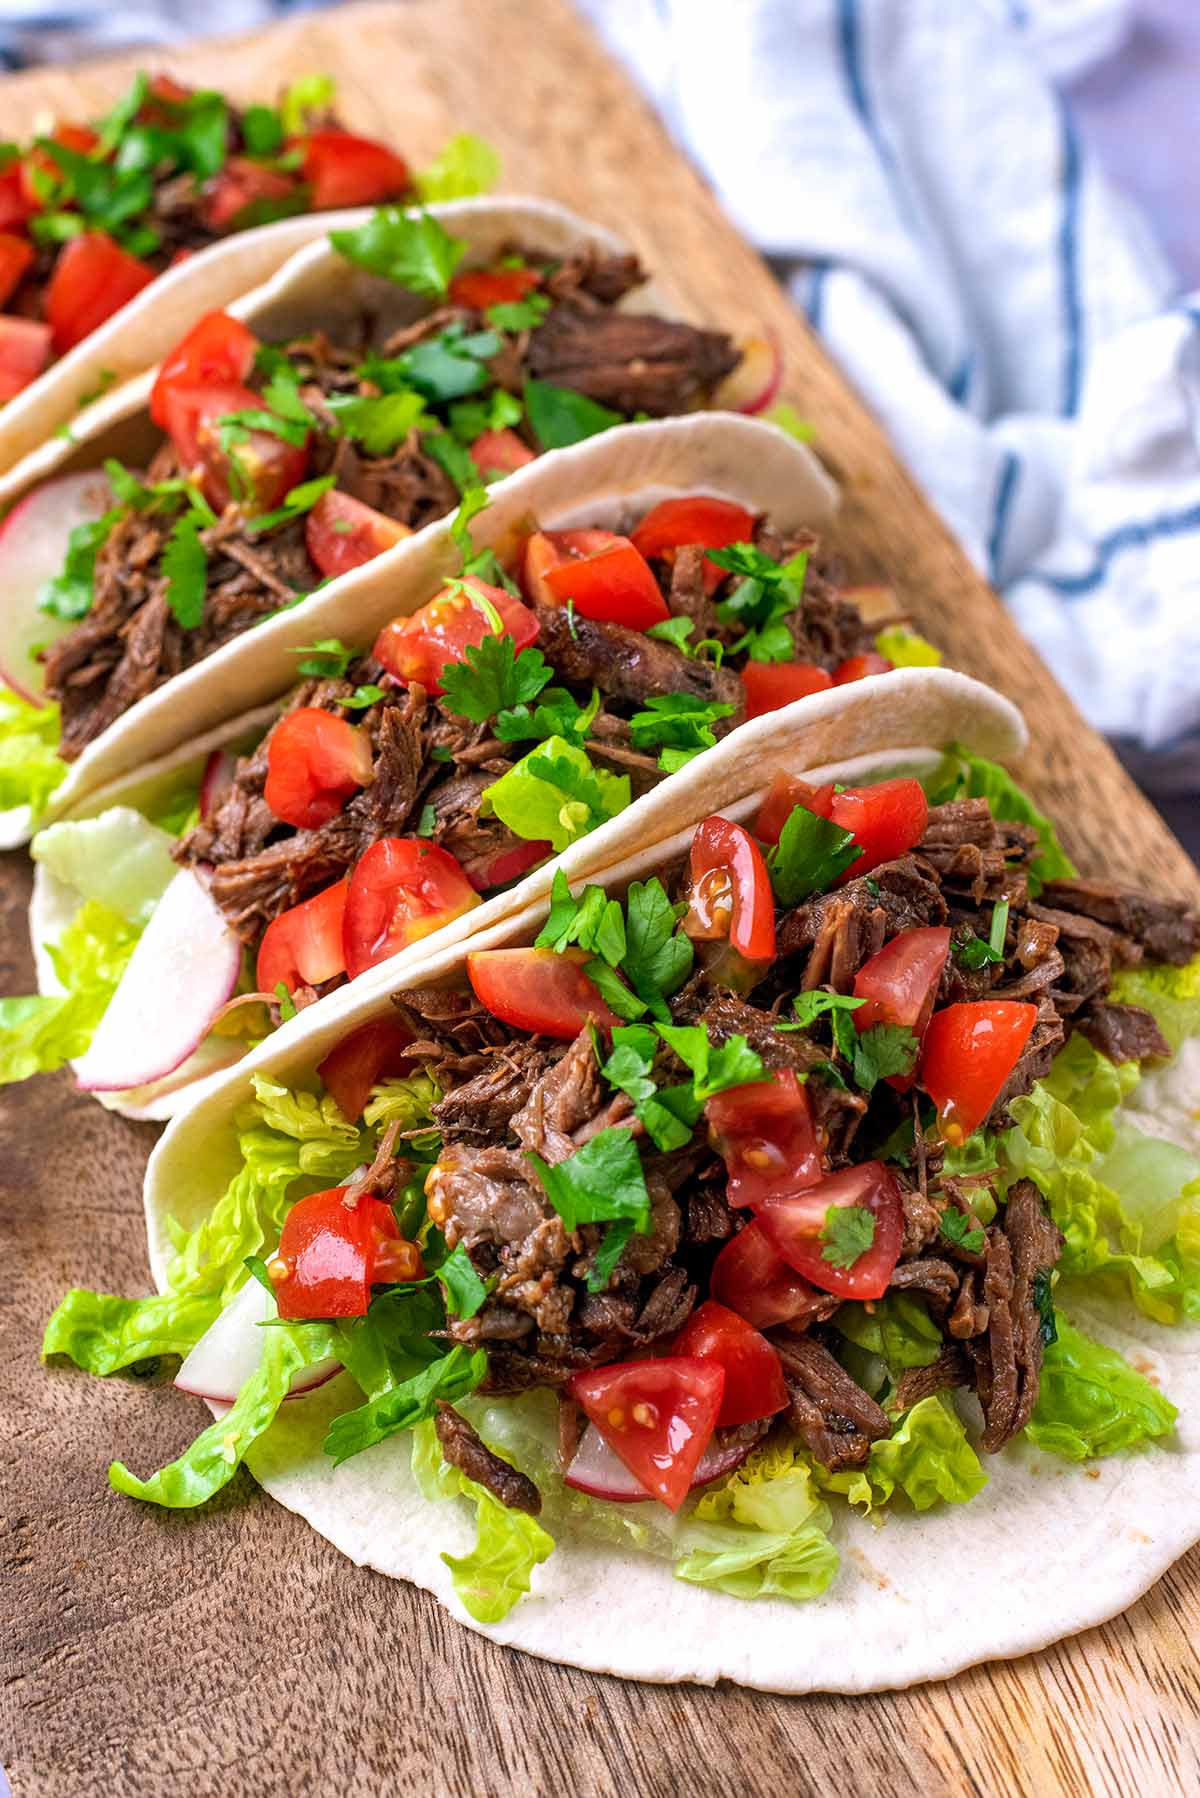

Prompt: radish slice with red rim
[
  {"left": 564, "top": 1418, "right": 765, "bottom": 1504},
  {"left": 176, "top": 1275, "right": 342, "bottom": 1404},
  {"left": 0, "top": 469, "right": 118, "bottom": 702}
]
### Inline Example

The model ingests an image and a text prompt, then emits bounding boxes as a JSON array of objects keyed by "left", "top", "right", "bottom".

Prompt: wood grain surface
[{"left": 3, "top": 5, "right": 1199, "bottom": 1795}]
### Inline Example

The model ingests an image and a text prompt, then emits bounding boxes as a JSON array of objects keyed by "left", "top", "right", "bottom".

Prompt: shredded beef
[
  {"left": 526, "top": 308, "right": 739, "bottom": 415},
  {"left": 327, "top": 433, "right": 459, "bottom": 529},
  {"left": 970, "top": 1180, "right": 1063, "bottom": 1451},
  {"left": 698, "top": 992, "right": 828, "bottom": 1075},
  {"left": 984, "top": 996, "right": 1066, "bottom": 1128},
  {"left": 918, "top": 800, "right": 1039, "bottom": 906},
  {"left": 776, "top": 856, "right": 947, "bottom": 985},
  {"left": 434, "top": 1403, "right": 542, "bottom": 1514},
  {"left": 787, "top": 558, "right": 878, "bottom": 669},
  {"left": 889, "top": 1256, "right": 960, "bottom": 1310},
  {"left": 533, "top": 601, "right": 744, "bottom": 717},
  {"left": 666, "top": 542, "right": 721, "bottom": 638},
  {"left": 1077, "top": 1000, "right": 1171, "bottom": 1064},
  {"left": 542, "top": 250, "right": 646, "bottom": 309},
  {"left": 893, "top": 1345, "right": 972, "bottom": 1411},
  {"left": 771, "top": 1334, "right": 891, "bottom": 1471},
  {"left": 430, "top": 1041, "right": 558, "bottom": 1139},
  {"left": 424, "top": 765, "right": 528, "bottom": 879},
  {"left": 393, "top": 985, "right": 515, "bottom": 1057},
  {"left": 1039, "top": 878, "right": 1200, "bottom": 966},
  {"left": 899, "top": 1181, "right": 944, "bottom": 1258}
]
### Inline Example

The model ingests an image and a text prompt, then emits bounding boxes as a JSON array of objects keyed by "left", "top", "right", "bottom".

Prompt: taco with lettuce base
[{"left": 43, "top": 701, "right": 1200, "bottom": 1689}]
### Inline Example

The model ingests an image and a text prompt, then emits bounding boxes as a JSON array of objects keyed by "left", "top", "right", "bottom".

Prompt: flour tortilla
[{"left": 132, "top": 712, "right": 1200, "bottom": 1694}]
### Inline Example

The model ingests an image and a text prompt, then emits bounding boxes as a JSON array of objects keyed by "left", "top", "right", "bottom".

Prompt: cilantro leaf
[
  {"left": 622, "top": 878, "right": 693, "bottom": 1019},
  {"left": 581, "top": 958, "right": 647, "bottom": 1022},
  {"left": 439, "top": 634, "right": 552, "bottom": 724},
  {"left": 486, "top": 293, "right": 550, "bottom": 333},
  {"left": 526, "top": 1126, "right": 651, "bottom": 1293},
  {"left": 712, "top": 543, "right": 808, "bottom": 662},
  {"left": 241, "top": 103, "right": 285, "bottom": 157},
  {"left": 655, "top": 1023, "right": 765, "bottom": 1102},
  {"left": 779, "top": 990, "right": 867, "bottom": 1031},
  {"left": 821, "top": 1205, "right": 876, "bottom": 1269},
  {"left": 599, "top": 1024, "right": 695, "bottom": 1153},
  {"left": 850, "top": 1023, "right": 919, "bottom": 1093},
  {"left": 448, "top": 387, "right": 523, "bottom": 444},
  {"left": 535, "top": 872, "right": 626, "bottom": 964},
  {"left": 645, "top": 616, "right": 695, "bottom": 654},
  {"left": 952, "top": 898, "right": 1011, "bottom": 973},
  {"left": 423, "top": 428, "right": 478, "bottom": 495},
  {"left": 102, "top": 458, "right": 214, "bottom": 524},
  {"left": 495, "top": 683, "right": 598, "bottom": 748},
  {"left": 939, "top": 1210, "right": 986, "bottom": 1255},
  {"left": 390, "top": 324, "right": 499, "bottom": 406},
  {"left": 448, "top": 486, "right": 491, "bottom": 570},
  {"left": 38, "top": 509, "right": 121, "bottom": 620},
  {"left": 1031, "top": 1267, "right": 1058, "bottom": 1346},
  {"left": 627, "top": 693, "right": 735, "bottom": 770},
  {"left": 161, "top": 514, "right": 208, "bottom": 629},
  {"left": 435, "top": 1242, "right": 490, "bottom": 1320},
  {"left": 293, "top": 637, "right": 356, "bottom": 679},
  {"left": 767, "top": 804, "right": 861, "bottom": 906},
  {"left": 245, "top": 474, "right": 337, "bottom": 537},
  {"left": 330, "top": 207, "right": 465, "bottom": 297},
  {"left": 524, "top": 380, "right": 622, "bottom": 450},
  {"left": 482, "top": 737, "right": 628, "bottom": 852},
  {"left": 336, "top": 684, "right": 386, "bottom": 712}
]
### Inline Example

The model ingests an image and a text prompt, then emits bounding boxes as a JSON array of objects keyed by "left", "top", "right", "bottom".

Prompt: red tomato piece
[
  {"left": 318, "top": 1018, "right": 415, "bottom": 1123},
  {"left": 686, "top": 815, "right": 776, "bottom": 965},
  {"left": 305, "top": 488, "right": 411, "bottom": 580},
  {"left": 44, "top": 232, "right": 156, "bottom": 353},
  {"left": 343, "top": 838, "right": 481, "bottom": 981},
  {"left": 741, "top": 660, "right": 833, "bottom": 720},
  {"left": 827, "top": 778, "right": 929, "bottom": 879},
  {"left": 753, "top": 773, "right": 835, "bottom": 847},
  {"left": 273, "top": 1187, "right": 420, "bottom": 1320},
  {"left": 149, "top": 310, "right": 258, "bottom": 429},
  {"left": 448, "top": 265, "right": 541, "bottom": 311},
  {"left": 373, "top": 579, "right": 538, "bottom": 695},
  {"left": 710, "top": 1221, "right": 829, "bottom": 1329},
  {"left": 0, "top": 316, "right": 51, "bottom": 401},
  {"left": 671, "top": 1300, "right": 789, "bottom": 1427},
  {"left": 466, "top": 946, "right": 623, "bottom": 1038},
  {"left": 567, "top": 1357, "right": 725, "bottom": 1510},
  {"left": 522, "top": 528, "right": 669, "bottom": 630},
  {"left": 920, "top": 1000, "right": 1038, "bottom": 1146},
  {"left": 469, "top": 427, "right": 536, "bottom": 478},
  {"left": 0, "top": 233, "right": 34, "bottom": 308},
  {"left": 756, "top": 1161, "right": 904, "bottom": 1300},
  {"left": 705, "top": 1071, "right": 823, "bottom": 1208},
  {"left": 256, "top": 877, "right": 349, "bottom": 996},
  {"left": 460, "top": 834, "right": 551, "bottom": 893},
  {"left": 853, "top": 926, "right": 952, "bottom": 1059},
  {"left": 202, "top": 157, "right": 298, "bottom": 232},
  {"left": 164, "top": 378, "right": 310, "bottom": 512},
  {"left": 0, "top": 164, "right": 33, "bottom": 234},
  {"left": 630, "top": 495, "right": 756, "bottom": 595},
  {"left": 298, "top": 130, "right": 411, "bottom": 209},
  {"left": 833, "top": 652, "right": 895, "bottom": 684},
  {"left": 264, "top": 706, "right": 373, "bottom": 829},
  {"left": 18, "top": 124, "right": 102, "bottom": 215}
]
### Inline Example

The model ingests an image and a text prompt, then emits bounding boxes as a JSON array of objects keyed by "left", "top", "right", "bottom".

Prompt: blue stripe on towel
[
  {"left": 987, "top": 451, "right": 1021, "bottom": 586},
  {"left": 1036, "top": 501, "right": 1200, "bottom": 598},
  {"left": 1057, "top": 103, "right": 1084, "bottom": 416}
]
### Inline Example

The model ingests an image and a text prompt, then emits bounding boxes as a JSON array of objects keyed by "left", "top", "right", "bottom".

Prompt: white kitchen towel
[{"left": 578, "top": 0, "right": 1200, "bottom": 797}]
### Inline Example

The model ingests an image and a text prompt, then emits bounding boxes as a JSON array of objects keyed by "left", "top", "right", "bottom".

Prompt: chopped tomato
[
  {"left": 853, "top": 926, "right": 952, "bottom": 1090},
  {"left": 264, "top": 706, "right": 373, "bottom": 829},
  {"left": 756, "top": 1160, "right": 904, "bottom": 1300},
  {"left": 467, "top": 945, "right": 623, "bottom": 1038},
  {"left": 343, "top": 838, "right": 480, "bottom": 981},
  {"left": 827, "top": 778, "right": 929, "bottom": 879},
  {"left": 469, "top": 427, "right": 536, "bottom": 477},
  {"left": 706, "top": 1071, "right": 822, "bottom": 1208},
  {"left": 202, "top": 157, "right": 299, "bottom": 233},
  {"left": 298, "top": 130, "right": 411, "bottom": 209},
  {"left": 0, "top": 164, "right": 33, "bottom": 234},
  {"left": 920, "top": 1000, "right": 1038, "bottom": 1145},
  {"left": 0, "top": 316, "right": 51, "bottom": 401},
  {"left": 163, "top": 378, "right": 310, "bottom": 512},
  {"left": 373, "top": 579, "right": 539, "bottom": 695},
  {"left": 710, "top": 1221, "right": 829, "bottom": 1329},
  {"left": 833, "top": 652, "right": 894, "bottom": 684},
  {"left": 448, "top": 265, "right": 541, "bottom": 311},
  {"left": 318, "top": 1018, "right": 414, "bottom": 1123},
  {"left": 461, "top": 834, "right": 550, "bottom": 893},
  {"left": 630, "top": 495, "right": 756, "bottom": 594},
  {"left": 753, "top": 773, "right": 835, "bottom": 847},
  {"left": 256, "top": 877, "right": 348, "bottom": 996},
  {"left": 44, "top": 232, "right": 156, "bottom": 353},
  {"left": 522, "top": 528, "right": 669, "bottom": 630},
  {"left": 741, "top": 660, "right": 833, "bottom": 719},
  {"left": 672, "top": 1300, "right": 788, "bottom": 1428},
  {"left": 149, "top": 310, "right": 258, "bottom": 428},
  {"left": 686, "top": 815, "right": 776, "bottom": 966},
  {"left": 567, "top": 1357, "right": 725, "bottom": 1510},
  {"left": 18, "top": 124, "right": 102, "bottom": 214},
  {"left": 272, "top": 1187, "right": 421, "bottom": 1320},
  {"left": 305, "top": 489, "right": 411, "bottom": 580},
  {"left": 0, "top": 233, "right": 34, "bottom": 308}
]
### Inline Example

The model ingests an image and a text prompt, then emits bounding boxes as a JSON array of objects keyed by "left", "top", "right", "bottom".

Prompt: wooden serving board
[{"left": 3, "top": 4, "right": 1198, "bottom": 1794}]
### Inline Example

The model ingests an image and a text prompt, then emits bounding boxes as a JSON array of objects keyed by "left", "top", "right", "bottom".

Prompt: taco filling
[
  {"left": 44, "top": 756, "right": 1200, "bottom": 1623},
  {"left": 0, "top": 71, "right": 429, "bottom": 400}
]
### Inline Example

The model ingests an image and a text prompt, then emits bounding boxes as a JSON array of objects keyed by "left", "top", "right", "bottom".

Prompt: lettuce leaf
[
  {"left": 1110, "top": 955, "right": 1200, "bottom": 1056},
  {"left": 42, "top": 1289, "right": 220, "bottom": 1374},
  {"left": 923, "top": 746, "right": 1077, "bottom": 888},
  {"left": 0, "top": 690, "right": 64, "bottom": 819},
  {"left": 835, "top": 1293, "right": 944, "bottom": 1371},
  {"left": 818, "top": 1395, "right": 988, "bottom": 1513},
  {"left": 413, "top": 133, "right": 500, "bottom": 202},
  {"left": 0, "top": 899, "right": 137, "bottom": 1084},
  {"left": 1026, "top": 1319, "right": 1178, "bottom": 1460},
  {"left": 674, "top": 1438, "right": 839, "bottom": 1601},
  {"left": 483, "top": 735, "right": 629, "bottom": 851},
  {"left": 875, "top": 625, "right": 941, "bottom": 667},
  {"left": 411, "top": 1417, "right": 553, "bottom": 1622},
  {"left": 32, "top": 807, "right": 177, "bottom": 925}
]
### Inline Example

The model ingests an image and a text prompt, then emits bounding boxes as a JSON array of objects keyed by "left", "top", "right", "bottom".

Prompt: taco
[
  {"left": 48, "top": 684, "right": 1200, "bottom": 1693},
  {"left": 0, "top": 69, "right": 492, "bottom": 471},
  {"left": 4, "top": 415, "right": 1020, "bottom": 1116},
  {"left": 0, "top": 197, "right": 754, "bottom": 848}
]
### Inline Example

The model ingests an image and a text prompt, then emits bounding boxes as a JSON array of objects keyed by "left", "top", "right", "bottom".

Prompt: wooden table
[{"left": 3, "top": 4, "right": 1198, "bottom": 1793}]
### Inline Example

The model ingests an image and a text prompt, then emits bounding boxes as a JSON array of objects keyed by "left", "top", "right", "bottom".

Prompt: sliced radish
[
  {"left": 713, "top": 330, "right": 784, "bottom": 416},
  {"left": 199, "top": 748, "right": 238, "bottom": 824},
  {"left": 175, "top": 1275, "right": 342, "bottom": 1404},
  {"left": 0, "top": 469, "right": 117, "bottom": 701},
  {"left": 564, "top": 1420, "right": 762, "bottom": 1504},
  {"left": 72, "top": 867, "right": 243, "bottom": 1092}
]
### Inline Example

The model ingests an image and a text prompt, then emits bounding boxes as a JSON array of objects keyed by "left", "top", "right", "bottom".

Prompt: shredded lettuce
[
  {"left": 0, "top": 899, "right": 136, "bottom": 1084},
  {"left": 835, "top": 1294, "right": 943, "bottom": 1372},
  {"left": 818, "top": 1395, "right": 988, "bottom": 1513},
  {"left": 412, "top": 1418, "right": 553, "bottom": 1622},
  {"left": 42, "top": 1290, "right": 220, "bottom": 1374},
  {"left": 413, "top": 133, "right": 500, "bottom": 202},
  {"left": 674, "top": 1438, "right": 839, "bottom": 1601},
  {"left": 1027, "top": 1319, "right": 1178, "bottom": 1460},
  {"left": 0, "top": 690, "right": 64, "bottom": 819},
  {"left": 1111, "top": 955, "right": 1200, "bottom": 1056},
  {"left": 875, "top": 625, "right": 941, "bottom": 667},
  {"left": 32, "top": 807, "right": 177, "bottom": 925},
  {"left": 483, "top": 735, "right": 629, "bottom": 851},
  {"left": 923, "top": 745, "right": 1077, "bottom": 888}
]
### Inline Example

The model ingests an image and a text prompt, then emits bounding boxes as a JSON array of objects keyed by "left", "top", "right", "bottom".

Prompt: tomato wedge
[
  {"left": 630, "top": 495, "right": 756, "bottom": 594},
  {"left": 298, "top": 130, "right": 411, "bottom": 209},
  {"left": 449, "top": 266, "right": 541, "bottom": 311},
  {"left": 272, "top": 1187, "right": 421, "bottom": 1320},
  {"left": 710, "top": 1221, "right": 829, "bottom": 1329},
  {"left": 833, "top": 652, "right": 894, "bottom": 684},
  {"left": 164, "top": 378, "right": 311, "bottom": 512},
  {"left": 672, "top": 1300, "right": 788, "bottom": 1427},
  {"left": 756, "top": 1160, "right": 904, "bottom": 1300},
  {"left": 150, "top": 310, "right": 258, "bottom": 429},
  {"left": 202, "top": 157, "right": 298, "bottom": 232},
  {"left": 705, "top": 1071, "right": 822, "bottom": 1208},
  {"left": 753, "top": 774, "right": 835, "bottom": 847},
  {"left": 827, "top": 779, "right": 929, "bottom": 878},
  {"left": 318, "top": 1018, "right": 414, "bottom": 1124},
  {"left": 469, "top": 427, "right": 536, "bottom": 478},
  {"left": 374, "top": 579, "right": 539, "bottom": 695},
  {"left": 466, "top": 946, "right": 623, "bottom": 1038},
  {"left": 567, "top": 1357, "right": 725, "bottom": 1510},
  {"left": 305, "top": 489, "right": 412, "bottom": 579},
  {"left": 343, "top": 838, "right": 480, "bottom": 980},
  {"left": 256, "top": 877, "right": 349, "bottom": 996},
  {"left": 44, "top": 232, "right": 156, "bottom": 353},
  {"left": 0, "top": 233, "right": 33, "bottom": 308},
  {"left": 686, "top": 815, "right": 776, "bottom": 966},
  {"left": 741, "top": 660, "right": 833, "bottom": 719},
  {"left": 0, "top": 164, "right": 33, "bottom": 234},
  {"left": 0, "top": 317, "right": 51, "bottom": 401},
  {"left": 522, "top": 528, "right": 669, "bottom": 630},
  {"left": 264, "top": 706, "right": 373, "bottom": 829},
  {"left": 920, "top": 1000, "right": 1038, "bottom": 1145},
  {"left": 853, "top": 926, "right": 951, "bottom": 1090},
  {"left": 461, "top": 835, "right": 551, "bottom": 893}
]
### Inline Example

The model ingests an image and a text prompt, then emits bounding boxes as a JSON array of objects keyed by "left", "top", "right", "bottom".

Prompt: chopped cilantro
[
  {"left": 599, "top": 1024, "right": 695, "bottom": 1153},
  {"left": 534, "top": 872, "right": 692, "bottom": 1023},
  {"left": 495, "top": 683, "right": 598, "bottom": 748},
  {"left": 439, "top": 633, "right": 552, "bottom": 723},
  {"left": 422, "top": 428, "right": 478, "bottom": 495},
  {"left": 939, "top": 1210, "right": 986, "bottom": 1255},
  {"left": 160, "top": 513, "right": 209, "bottom": 629},
  {"left": 293, "top": 638, "right": 356, "bottom": 679},
  {"left": 245, "top": 473, "right": 337, "bottom": 537},
  {"left": 435, "top": 1242, "right": 490, "bottom": 1320},
  {"left": 536, "top": 871, "right": 626, "bottom": 964},
  {"left": 526, "top": 1126, "right": 652, "bottom": 1293},
  {"left": 523, "top": 379, "right": 622, "bottom": 450},
  {"left": 336, "top": 684, "right": 386, "bottom": 712},
  {"left": 273, "top": 981, "right": 298, "bottom": 1022},
  {"left": 623, "top": 878, "right": 694, "bottom": 1019},
  {"left": 329, "top": 207, "right": 466, "bottom": 297},
  {"left": 710, "top": 542, "right": 808, "bottom": 662},
  {"left": 778, "top": 989, "right": 866, "bottom": 1033},
  {"left": 416, "top": 803, "right": 438, "bottom": 838},
  {"left": 448, "top": 387, "right": 523, "bottom": 443},
  {"left": 821, "top": 1205, "right": 876, "bottom": 1269},
  {"left": 849, "top": 1023, "right": 919, "bottom": 1093},
  {"left": 241, "top": 104, "right": 285, "bottom": 157},
  {"left": 766, "top": 804, "right": 861, "bottom": 906},
  {"left": 486, "top": 293, "right": 550, "bottom": 333},
  {"left": 655, "top": 1022, "right": 765, "bottom": 1101},
  {"left": 627, "top": 692, "right": 736, "bottom": 771},
  {"left": 952, "top": 898, "right": 1010, "bottom": 972},
  {"left": 38, "top": 509, "right": 120, "bottom": 620}
]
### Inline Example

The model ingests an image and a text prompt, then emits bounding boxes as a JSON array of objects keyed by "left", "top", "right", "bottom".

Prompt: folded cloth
[{"left": 579, "top": 0, "right": 1200, "bottom": 817}]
